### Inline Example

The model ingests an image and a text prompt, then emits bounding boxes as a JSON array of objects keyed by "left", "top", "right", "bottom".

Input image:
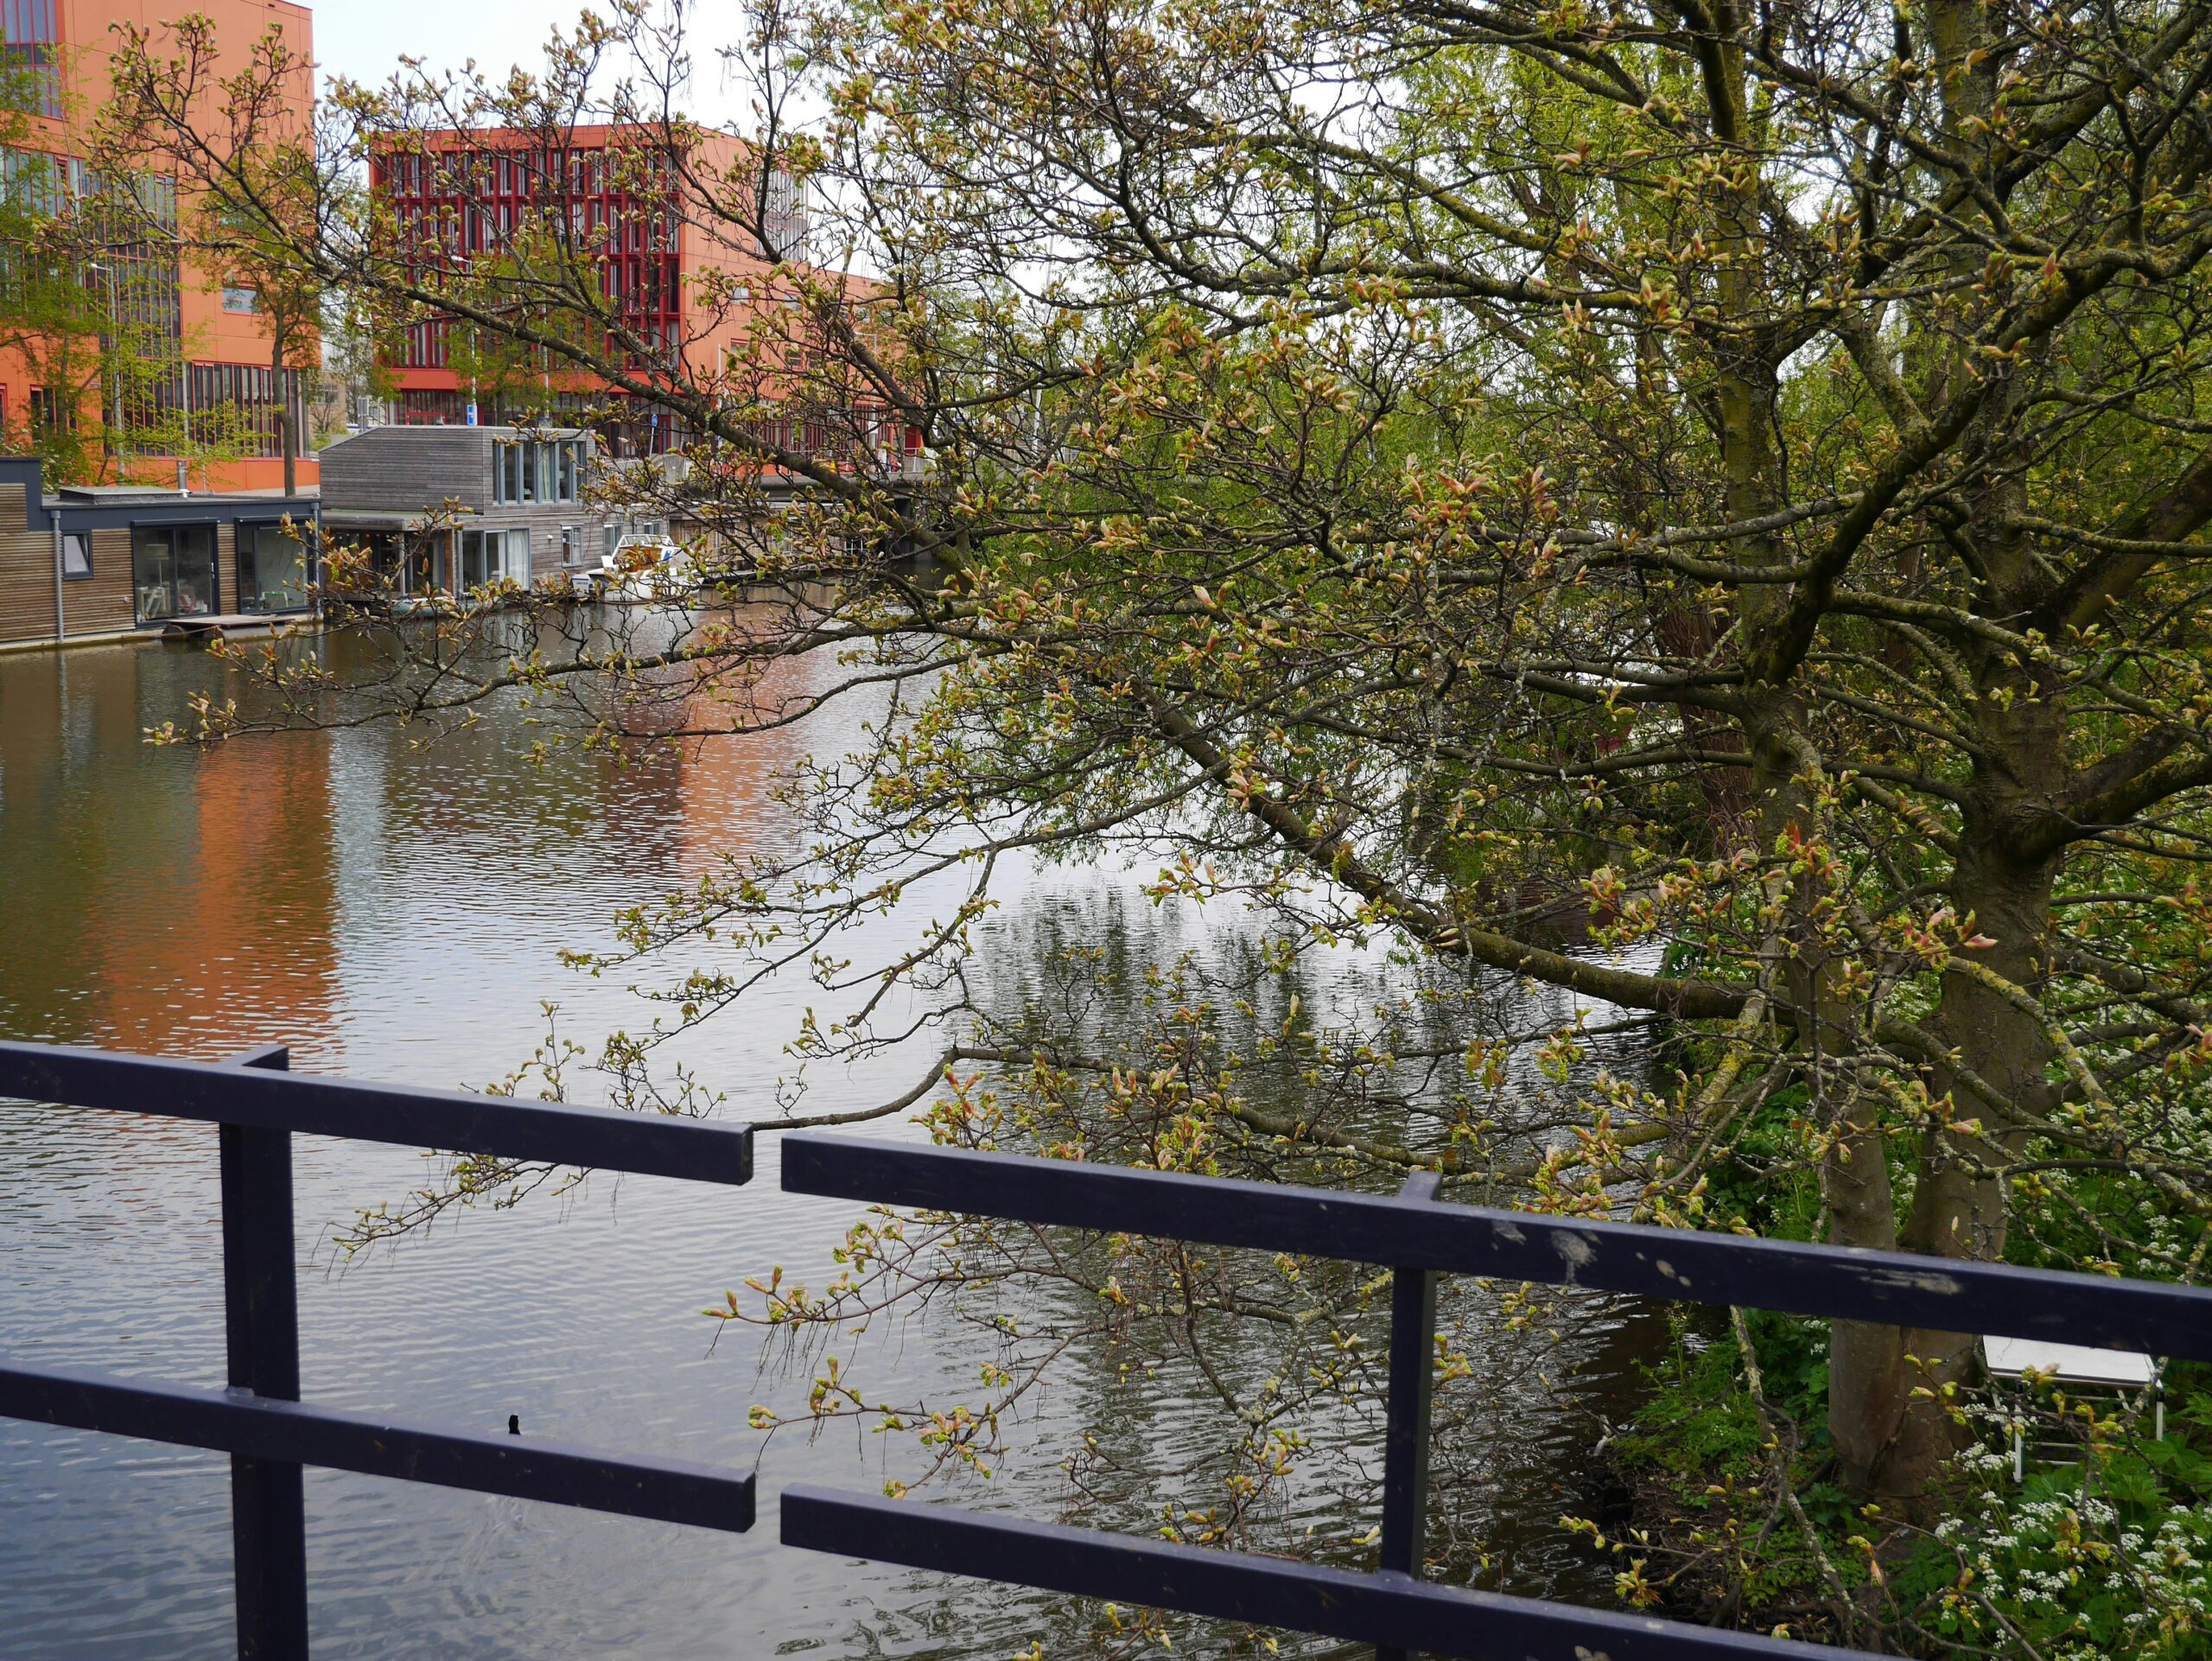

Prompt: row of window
[
  {"left": 359, "top": 528, "right": 524, "bottom": 597},
  {"left": 400, "top": 311, "right": 680, "bottom": 369},
  {"left": 494, "top": 439, "right": 591, "bottom": 505},
  {"left": 743, "top": 413, "right": 926, "bottom": 460},
  {"left": 360, "top": 522, "right": 700, "bottom": 596},
  {"left": 380, "top": 150, "right": 804, "bottom": 245},
  {"left": 394, "top": 391, "right": 687, "bottom": 455},
  {"left": 122, "top": 523, "right": 311, "bottom": 626},
  {"left": 393, "top": 201, "right": 678, "bottom": 257},
  {"left": 0, "top": 145, "right": 179, "bottom": 227},
  {"left": 382, "top": 147, "right": 677, "bottom": 200},
  {"left": 0, "top": 3, "right": 61, "bottom": 119}
]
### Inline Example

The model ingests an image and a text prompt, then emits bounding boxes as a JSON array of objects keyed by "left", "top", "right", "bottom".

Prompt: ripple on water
[{"left": 0, "top": 640, "right": 1654, "bottom": 1658}]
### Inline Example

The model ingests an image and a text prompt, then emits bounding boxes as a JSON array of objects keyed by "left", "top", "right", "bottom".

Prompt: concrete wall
[{"left": 319, "top": 427, "right": 493, "bottom": 514}]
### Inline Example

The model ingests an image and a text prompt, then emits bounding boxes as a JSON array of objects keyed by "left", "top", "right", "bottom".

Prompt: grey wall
[
  {"left": 320, "top": 427, "right": 492, "bottom": 512},
  {"left": 319, "top": 428, "right": 607, "bottom": 576}
]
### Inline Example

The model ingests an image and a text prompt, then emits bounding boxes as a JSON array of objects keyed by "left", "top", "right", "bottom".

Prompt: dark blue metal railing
[
  {"left": 0, "top": 1041, "right": 757, "bottom": 1659},
  {"left": 3, "top": 1039, "right": 2209, "bottom": 1661}
]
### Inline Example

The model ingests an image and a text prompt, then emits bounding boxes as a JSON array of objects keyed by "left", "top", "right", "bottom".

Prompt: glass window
[
  {"left": 131, "top": 526, "right": 177, "bottom": 622},
  {"left": 175, "top": 525, "right": 216, "bottom": 617},
  {"left": 60, "top": 532, "right": 91, "bottom": 579},
  {"left": 457, "top": 529, "right": 487, "bottom": 589},
  {"left": 362, "top": 531, "right": 399, "bottom": 593},
  {"left": 238, "top": 525, "right": 308, "bottom": 613},
  {"left": 130, "top": 525, "right": 219, "bottom": 622},
  {"left": 448, "top": 529, "right": 528, "bottom": 589},
  {"left": 520, "top": 442, "right": 537, "bottom": 502}
]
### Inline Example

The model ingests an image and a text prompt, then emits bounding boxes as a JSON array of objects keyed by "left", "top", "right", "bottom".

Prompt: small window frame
[{"left": 60, "top": 531, "right": 92, "bottom": 581}]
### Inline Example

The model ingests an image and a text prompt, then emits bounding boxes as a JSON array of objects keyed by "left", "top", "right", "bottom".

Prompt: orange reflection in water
[{"left": 0, "top": 646, "right": 341, "bottom": 1061}]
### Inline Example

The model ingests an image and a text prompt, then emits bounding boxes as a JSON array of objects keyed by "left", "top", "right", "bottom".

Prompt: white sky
[{"left": 312, "top": 2, "right": 751, "bottom": 122}]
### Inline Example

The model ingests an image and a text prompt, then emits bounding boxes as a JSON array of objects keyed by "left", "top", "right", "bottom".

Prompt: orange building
[
  {"left": 0, "top": 0, "right": 316, "bottom": 492},
  {"left": 366, "top": 124, "right": 932, "bottom": 472},
  {"left": 376, "top": 126, "right": 789, "bottom": 455}
]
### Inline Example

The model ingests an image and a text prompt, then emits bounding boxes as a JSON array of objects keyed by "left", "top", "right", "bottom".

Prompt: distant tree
[
  {"left": 86, "top": 17, "right": 322, "bottom": 490},
  {"left": 0, "top": 48, "right": 107, "bottom": 481},
  {"left": 210, "top": 209, "right": 321, "bottom": 493}
]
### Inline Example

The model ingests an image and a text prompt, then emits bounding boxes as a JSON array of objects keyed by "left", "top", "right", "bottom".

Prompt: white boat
[{"left": 569, "top": 539, "right": 698, "bottom": 601}]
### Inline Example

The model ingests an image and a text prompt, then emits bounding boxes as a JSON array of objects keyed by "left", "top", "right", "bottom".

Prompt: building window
[
  {"left": 132, "top": 524, "right": 218, "bottom": 623},
  {"left": 445, "top": 527, "right": 530, "bottom": 591},
  {"left": 238, "top": 524, "right": 310, "bottom": 614},
  {"left": 179, "top": 363, "right": 301, "bottom": 459},
  {"left": 29, "top": 385, "right": 72, "bottom": 434},
  {"left": 60, "top": 532, "right": 92, "bottom": 580},
  {"left": 405, "top": 532, "right": 437, "bottom": 595},
  {"left": 0, "top": 0, "right": 61, "bottom": 117}
]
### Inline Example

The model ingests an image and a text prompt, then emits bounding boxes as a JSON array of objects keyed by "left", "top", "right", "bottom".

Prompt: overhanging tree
[{"left": 103, "top": 0, "right": 2212, "bottom": 1614}]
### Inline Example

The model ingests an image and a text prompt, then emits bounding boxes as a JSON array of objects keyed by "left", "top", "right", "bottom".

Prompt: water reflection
[{"left": 0, "top": 637, "right": 1655, "bottom": 1658}]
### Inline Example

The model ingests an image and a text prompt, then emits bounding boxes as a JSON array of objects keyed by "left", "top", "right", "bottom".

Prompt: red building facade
[{"left": 371, "top": 127, "right": 792, "bottom": 455}]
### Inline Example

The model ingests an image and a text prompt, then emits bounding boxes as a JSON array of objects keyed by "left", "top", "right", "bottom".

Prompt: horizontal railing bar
[
  {"left": 782, "top": 1135, "right": 2212, "bottom": 1361},
  {"left": 781, "top": 1487, "right": 1879, "bottom": 1661},
  {"left": 0, "top": 1042, "right": 752, "bottom": 1187},
  {"left": 0, "top": 1363, "right": 756, "bottom": 1534}
]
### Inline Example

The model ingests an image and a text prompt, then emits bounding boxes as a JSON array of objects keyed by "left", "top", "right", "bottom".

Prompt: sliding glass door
[
  {"left": 439, "top": 528, "right": 531, "bottom": 592},
  {"left": 131, "top": 525, "right": 218, "bottom": 623},
  {"left": 238, "top": 524, "right": 310, "bottom": 613}
]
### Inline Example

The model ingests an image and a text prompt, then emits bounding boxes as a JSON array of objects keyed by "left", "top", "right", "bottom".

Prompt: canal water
[{"left": 0, "top": 637, "right": 1660, "bottom": 1658}]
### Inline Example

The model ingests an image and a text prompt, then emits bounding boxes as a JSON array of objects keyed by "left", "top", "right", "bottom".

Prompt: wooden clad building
[
  {"left": 318, "top": 425, "right": 619, "bottom": 594},
  {"left": 0, "top": 456, "right": 320, "bottom": 650}
]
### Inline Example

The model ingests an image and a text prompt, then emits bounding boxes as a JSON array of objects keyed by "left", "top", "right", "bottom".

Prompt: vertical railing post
[
  {"left": 219, "top": 1044, "right": 308, "bottom": 1660},
  {"left": 1376, "top": 1170, "right": 1440, "bottom": 1661}
]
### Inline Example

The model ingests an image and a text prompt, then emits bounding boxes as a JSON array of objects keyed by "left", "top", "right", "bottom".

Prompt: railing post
[
  {"left": 219, "top": 1044, "right": 308, "bottom": 1660},
  {"left": 1377, "top": 1170, "right": 1441, "bottom": 1661}
]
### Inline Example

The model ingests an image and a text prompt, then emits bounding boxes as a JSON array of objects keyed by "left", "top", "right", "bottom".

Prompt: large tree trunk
[
  {"left": 1827, "top": 791, "right": 2059, "bottom": 1509},
  {"left": 1816, "top": 0, "right": 2035, "bottom": 1512},
  {"left": 1824, "top": 319, "right": 2060, "bottom": 1511}
]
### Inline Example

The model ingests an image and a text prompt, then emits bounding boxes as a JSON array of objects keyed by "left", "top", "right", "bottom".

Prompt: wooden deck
[{"left": 161, "top": 613, "right": 314, "bottom": 641}]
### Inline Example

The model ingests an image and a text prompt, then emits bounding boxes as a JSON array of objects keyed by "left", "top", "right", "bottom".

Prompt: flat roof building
[
  {"left": 315, "top": 423, "right": 604, "bottom": 597},
  {"left": 0, "top": 454, "right": 318, "bottom": 648}
]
